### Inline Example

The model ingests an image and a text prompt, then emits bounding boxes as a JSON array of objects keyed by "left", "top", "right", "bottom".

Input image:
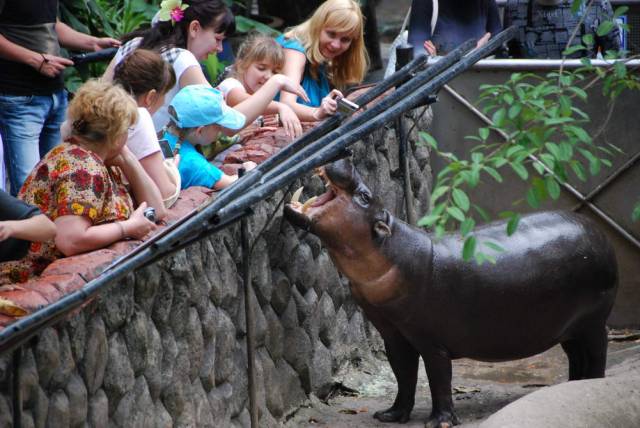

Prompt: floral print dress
[{"left": 0, "top": 143, "right": 134, "bottom": 283}]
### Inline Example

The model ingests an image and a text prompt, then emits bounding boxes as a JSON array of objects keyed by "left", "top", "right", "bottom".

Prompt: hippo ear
[{"left": 373, "top": 220, "right": 392, "bottom": 238}]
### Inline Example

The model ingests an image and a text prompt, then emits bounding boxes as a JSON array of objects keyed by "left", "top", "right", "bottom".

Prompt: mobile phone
[
  {"left": 158, "top": 139, "right": 174, "bottom": 159},
  {"left": 337, "top": 98, "right": 359, "bottom": 115}
]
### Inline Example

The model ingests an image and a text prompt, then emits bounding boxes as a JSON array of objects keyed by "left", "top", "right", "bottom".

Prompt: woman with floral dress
[{"left": 0, "top": 80, "right": 161, "bottom": 283}]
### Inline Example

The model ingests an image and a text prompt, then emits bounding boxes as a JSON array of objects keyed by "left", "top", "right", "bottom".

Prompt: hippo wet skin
[{"left": 284, "top": 159, "right": 618, "bottom": 428}]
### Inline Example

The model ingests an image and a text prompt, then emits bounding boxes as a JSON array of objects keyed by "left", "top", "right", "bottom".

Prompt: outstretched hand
[
  {"left": 313, "top": 89, "right": 344, "bottom": 120},
  {"left": 476, "top": 32, "right": 491, "bottom": 49},
  {"left": 273, "top": 74, "right": 310, "bottom": 104}
]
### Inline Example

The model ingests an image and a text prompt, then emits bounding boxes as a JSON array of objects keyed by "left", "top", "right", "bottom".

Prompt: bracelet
[
  {"left": 116, "top": 221, "right": 126, "bottom": 240},
  {"left": 37, "top": 53, "right": 49, "bottom": 73}
]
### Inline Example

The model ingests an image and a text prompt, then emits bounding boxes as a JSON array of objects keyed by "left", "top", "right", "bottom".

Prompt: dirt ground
[{"left": 284, "top": 334, "right": 640, "bottom": 427}]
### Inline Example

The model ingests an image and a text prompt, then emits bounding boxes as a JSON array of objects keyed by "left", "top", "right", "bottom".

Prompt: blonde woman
[
  {"left": 277, "top": 0, "right": 368, "bottom": 121},
  {"left": 0, "top": 80, "right": 160, "bottom": 283}
]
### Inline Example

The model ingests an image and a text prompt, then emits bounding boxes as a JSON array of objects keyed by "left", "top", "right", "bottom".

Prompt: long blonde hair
[{"left": 284, "top": 0, "right": 368, "bottom": 90}]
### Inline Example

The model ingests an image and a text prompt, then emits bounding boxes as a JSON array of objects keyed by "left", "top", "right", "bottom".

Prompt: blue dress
[{"left": 276, "top": 35, "right": 330, "bottom": 107}]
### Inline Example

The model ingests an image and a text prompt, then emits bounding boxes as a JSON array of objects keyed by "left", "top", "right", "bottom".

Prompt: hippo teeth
[
  {"left": 301, "top": 196, "right": 318, "bottom": 213},
  {"left": 291, "top": 186, "right": 304, "bottom": 204}
]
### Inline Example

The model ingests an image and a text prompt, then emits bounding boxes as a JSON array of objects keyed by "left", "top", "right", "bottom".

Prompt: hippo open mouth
[{"left": 287, "top": 168, "right": 340, "bottom": 220}]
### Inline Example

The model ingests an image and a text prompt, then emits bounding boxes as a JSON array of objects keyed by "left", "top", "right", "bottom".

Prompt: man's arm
[{"left": 55, "top": 20, "right": 120, "bottom": 52}]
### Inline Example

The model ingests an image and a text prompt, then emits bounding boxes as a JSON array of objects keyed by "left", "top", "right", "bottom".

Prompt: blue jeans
[{"left": 0, "top": 89, "right": 67, "bottom": 195}]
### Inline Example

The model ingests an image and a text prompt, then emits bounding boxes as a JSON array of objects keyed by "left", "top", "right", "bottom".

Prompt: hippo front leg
[
  {"left": 373, "top": 332, "right": 420, "bottom": 423},
  {"left": 422, "top": 352, "right": 459, "bottom": 428}
]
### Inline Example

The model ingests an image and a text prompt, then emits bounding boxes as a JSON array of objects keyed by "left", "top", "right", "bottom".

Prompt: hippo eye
[{"left": 355, "top": 191, "right": 371, "bottom": 207}]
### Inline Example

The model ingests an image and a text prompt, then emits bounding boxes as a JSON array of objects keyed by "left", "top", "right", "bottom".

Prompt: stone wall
[{"left": 0, "top": 112, "right": 432, "bottom": 427}]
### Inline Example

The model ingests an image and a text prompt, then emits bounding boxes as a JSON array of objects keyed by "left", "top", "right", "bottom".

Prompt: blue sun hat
[{"left": 169, "top": 84, "right": 246, "bottom": 130}]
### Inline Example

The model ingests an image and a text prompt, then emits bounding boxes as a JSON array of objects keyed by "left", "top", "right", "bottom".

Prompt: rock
[
  {"left": 34, "top": 328, "right": 60, "bottom": 389},
  {"left": 98, "top": 274, "right": 134, "bottom": 331},
  {"left": 214, "top": 310, "right": 236, "bottom": 385},
  {"left": 154, "top": 400, "right": 173, "bottom": 428},
  {"left": 151, "top": 271, "right": 174, "bottom": 325},
  {"left": 45, "top": 390, "right": 69, "bottom": 428},
  {"left": 0, "top": 395, "right": 12, "bottom": 427},
  {"left": 283, "top": 327, "right": 312, "bottom": 388},
  {"left": 309, "top": 341, "right": 333, "bottom": 398},
  {"left": 31, "top": 385, "right": 49, "bottom": 428},
  {"left": 270, "top": 269, "right": 291, "bottom": 316},
  {"left": 263, "top": 305, "right": 284, "bottom": 361},
  {"left": 88, "top": 389, "right": 108, "bottom": 428},
  {"left": 259, "top": 349, "right": 284, "bottom": 419},
  {"left": 65, "top": 373, "right": 88, "bottom": 428},
  {"left": 193, "top": 379, "right": 215, "bottom": 427},
  {"left": 208, "top": 383, "right": 233, "bottom": 428},
  {"left": 103, "top": 333, "right": 135, "bottom": 413}
]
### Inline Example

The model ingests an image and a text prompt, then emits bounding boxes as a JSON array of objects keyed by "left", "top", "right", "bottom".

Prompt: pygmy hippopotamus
[{"left": 284, "top": 159, "right": 618, "bottom": 428}]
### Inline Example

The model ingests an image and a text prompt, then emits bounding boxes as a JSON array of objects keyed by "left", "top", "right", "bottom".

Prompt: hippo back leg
[{"left": 561, "top": 322, "right": 608, "bottom": 380}]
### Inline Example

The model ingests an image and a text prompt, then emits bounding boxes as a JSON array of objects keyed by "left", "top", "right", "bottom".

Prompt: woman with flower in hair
[
  {"left": 277, "top": 0, "right": 368, "bottom": 122},
  {"left": 103, "top": 0, "right": 307, "bottom": 135},
  {"left": 0, "top": 80, "right": 161, "bottom": 284}
]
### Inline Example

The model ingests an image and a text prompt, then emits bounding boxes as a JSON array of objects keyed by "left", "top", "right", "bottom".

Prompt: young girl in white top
[
  {"left": 218, "top": 35, "right": 303, "bottom": 138},
  {"left": 113, "top": 49, "right": 180, "bottom": 211}
]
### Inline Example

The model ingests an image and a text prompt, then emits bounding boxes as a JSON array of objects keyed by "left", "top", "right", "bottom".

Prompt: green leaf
[
  {"left": 614, "top": 61, "right": 627, "bottom": 79},
  {"left": 562, "top": 44, "right": 586, "bottom": 56},
  {"left": 545, "top": 142, "right": 562, "bottom": 160},
  {"left": 533, "top": 161, "right": 546, "bottom": 175},
  {"left": 582, "top": 34, "right": 594, "bottom": 46},
  {"left": 546, "top": 176, "right": 561, "bottom": 200},
  {"left": 431, "top": 186, "right": 449, "bottom": 203},
  {"left": 483, "top": 166, "right": 503, "bottom": 183},
  {"left": 474, "top": 204, "right": 491, "bottom": 222},
  {"left": 544, "top": 117, "right": 574, "bottom": 126},
  {"left": 614, "top": 6, "right": 629, "bottom": 19},
  {"left": 435, "top": 225, "right": 446, "bottom": 239},
  {"left": 492, "top": 108, "right": 506, "bottom": 127},
  {"left": 565, "top": 126, "right": 591, "bottom": 144},
  {"left": 420, "top": 132, "right": 439, "bottom": 150},
  {"left": 479, "top": 127, "right": 490, "bottom": 141},
  {"left": 507, "top": 213, "right": 521, "bottom": 236},
  {"left": 526, "top": 187, "right": 540, "bottom": 208},
  {"left": 568, "top": 87, "right": 588, "bottom": 100},
  {"left": 571, "top": 0, "right": 582, "bottom": 13},
  {"left": 508, "top": 104, "right": 522, "bottom": 120},
  {"left": 447, "top": 206, "right": 466, "bottom": 222},
  {"left": 484, "top": 241, "right": 505, "bottom": 253},
  {"left": 597, "top": 21, "right": 615, "bottom": 37},
  {"left": 462, "top": 236, "right": 477, "bottom": 262},
  {"left": 452, "top": 189, "right": 471, "bottom": 212},
  {"left": 418, "top": 214, "right": 440, "bottom": 227},
  {"left": 472, "top": 152, "right": 484, "bottom": 164},
  {"left": 571, "top": 161, "right": 587, "bottom": 181},
  {"left": 511, "top": 163, "right": 529, "bottom": 180},
  {"left": 460, "top": 217, "right": 476, "bottom": 237}
]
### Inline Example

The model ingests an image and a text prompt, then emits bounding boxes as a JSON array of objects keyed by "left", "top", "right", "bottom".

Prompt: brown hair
[
  {"left": 232, "top": 34, "right": 285, "bottom": 80},
  {"left": 67, "top": 80, "right": 138, "bottom": 147},
  {"left": 113, "top": 49, "right": 176, "bottom": 98}
]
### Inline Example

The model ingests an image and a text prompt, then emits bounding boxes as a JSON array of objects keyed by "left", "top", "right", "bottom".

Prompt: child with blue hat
[{"left": 163, "top": 85, "right": 258, "bottom": 190}]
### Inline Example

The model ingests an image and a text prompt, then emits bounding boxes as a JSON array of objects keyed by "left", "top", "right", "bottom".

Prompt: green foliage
[{"left": 417, "top": 1, "right": 640, "bottom": 263}]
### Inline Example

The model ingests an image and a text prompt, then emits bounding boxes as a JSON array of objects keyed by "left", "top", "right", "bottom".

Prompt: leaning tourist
[
  {"left": 276, "top": 0, "right": 369, "bottom": 121},
  {"left": 113, "top": 49, "right": 180, "bottom": 210},
  {"left": 162, "top": 84, "right": 258, "bottom": 190},
  {"left": 0, "top": 0, "right": 120, "bottom": 195},
  {"left": 408, "top": 0, "right": 502, "bottom": 57},
  {"left": 219, "top": 35, "right": 304, "bottom": 139},
  {"left": 0, "top": 81, "right": 159, "bottom": 284},
  {"left": 0, "top": 189, "right": 56, "bottom": 263},
  {"left": 104, "top": 0, "right": 303, "bottom": 135}
]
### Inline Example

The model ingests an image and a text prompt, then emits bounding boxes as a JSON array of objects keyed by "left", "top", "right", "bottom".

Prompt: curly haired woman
[{"left": 0, "top": 80, "right": 161, "bottom": 283}]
